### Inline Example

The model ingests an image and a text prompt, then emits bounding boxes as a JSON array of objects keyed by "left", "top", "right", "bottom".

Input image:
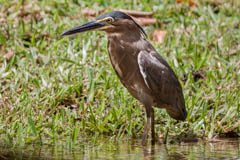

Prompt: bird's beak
[{"left": 61, "top": 20, "right": 105, "bottom": 36}]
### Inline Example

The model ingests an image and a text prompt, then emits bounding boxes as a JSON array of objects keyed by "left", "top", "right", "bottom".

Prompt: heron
[{"left": 61, "top": 11, "right": 187, "bottom": 146}]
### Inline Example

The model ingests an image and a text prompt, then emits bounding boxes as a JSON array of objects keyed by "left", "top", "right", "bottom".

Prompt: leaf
[
  {"left": 177, "top": 0, "right": 185, "bottom": 3},
  {"left": 189, "top": 0, "right": 198, "bottom": 7},
  {"left": 4, "top": 52, "right": 15, "bottom": 60},
  {"left": 28, "top": 117, "right": 38, "bottom": 136},
  {"left": 177, "top": 0, "right": 198, "bottom": 7},
  {"left": 72, "top": 127, "right": 79, "bottom": 144},
  {"left": 153, "top": 30, "right": 167, "bottom": 43}
]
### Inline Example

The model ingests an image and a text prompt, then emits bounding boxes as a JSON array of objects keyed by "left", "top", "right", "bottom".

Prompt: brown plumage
[{"left": 61, "top": 11, "right": 187, "bottom": 145}]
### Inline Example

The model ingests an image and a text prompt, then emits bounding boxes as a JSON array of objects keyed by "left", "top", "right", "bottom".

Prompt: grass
[{"left": 0, "top": 0, "right": 239, "bottom": 146}]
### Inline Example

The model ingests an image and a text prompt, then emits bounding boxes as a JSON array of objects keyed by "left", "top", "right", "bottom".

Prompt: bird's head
[{"left": 61, "top": 11, "right": 146, "bottom": 38}]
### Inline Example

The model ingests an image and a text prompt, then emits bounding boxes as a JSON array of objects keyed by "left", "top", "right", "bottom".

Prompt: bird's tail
[{"left": 165, "top": 95, "right": 187, "bottom": 121}]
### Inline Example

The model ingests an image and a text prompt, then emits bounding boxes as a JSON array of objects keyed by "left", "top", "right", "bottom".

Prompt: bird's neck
[{"left": 106, "top": 29, "right": 143, "bottom": 43}]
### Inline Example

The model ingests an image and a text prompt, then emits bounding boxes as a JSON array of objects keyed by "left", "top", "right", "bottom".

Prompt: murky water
[{"left": 0, "top": 138, "right": 239, "bottom": 160}]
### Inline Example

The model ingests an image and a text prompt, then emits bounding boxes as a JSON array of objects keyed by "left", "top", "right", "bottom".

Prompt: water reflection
[{"left": 0, "top": 138, "right": 239, "bottom": 159}]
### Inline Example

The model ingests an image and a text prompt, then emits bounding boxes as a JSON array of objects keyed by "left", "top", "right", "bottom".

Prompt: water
[{"left": 0, "top": 138, "right": 239, "bottom": 159}]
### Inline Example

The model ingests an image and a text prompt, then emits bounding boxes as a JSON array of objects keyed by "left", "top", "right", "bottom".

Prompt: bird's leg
[
  {"left": 142, "top": 106, "right": 151, "bottom": 146},
  {"left": 151, "top": 107, "right": 155, "bottom": 145}
]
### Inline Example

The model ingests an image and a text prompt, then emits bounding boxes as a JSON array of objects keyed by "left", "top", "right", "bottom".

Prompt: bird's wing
[{"left": 138, "top": 51, "right": 187, "bottom": 120}]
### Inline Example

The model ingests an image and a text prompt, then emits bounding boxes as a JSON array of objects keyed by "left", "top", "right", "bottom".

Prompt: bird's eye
[{"left": 106, "top": 17, "right": 114, "bottom": 23}]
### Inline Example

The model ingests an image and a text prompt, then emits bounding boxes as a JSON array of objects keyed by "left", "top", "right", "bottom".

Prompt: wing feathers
[{"left": 137, "top": 51, "right": 187, "bottom": 120}]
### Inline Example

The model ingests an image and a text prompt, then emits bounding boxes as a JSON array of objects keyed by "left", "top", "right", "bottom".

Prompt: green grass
[{"left": 0, "top": 0, "right": 239, "bottom": 146}]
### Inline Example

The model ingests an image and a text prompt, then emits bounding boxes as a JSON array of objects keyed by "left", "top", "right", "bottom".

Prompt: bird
[{"left": 61, "top": 11, "right": 187, "bottom": 146}]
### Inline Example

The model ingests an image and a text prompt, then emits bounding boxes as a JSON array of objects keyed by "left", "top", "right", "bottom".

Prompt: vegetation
[{"left": 0, "top": 0, "right": 239, "bottom": 146}]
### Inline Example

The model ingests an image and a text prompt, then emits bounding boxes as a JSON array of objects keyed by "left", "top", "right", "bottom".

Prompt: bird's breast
[
  {"left": 107, "top": 38, "right": 152, "bottom": 101},
  {"left": 107, "top": 38, "right": 138, "bottom": 81}
]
